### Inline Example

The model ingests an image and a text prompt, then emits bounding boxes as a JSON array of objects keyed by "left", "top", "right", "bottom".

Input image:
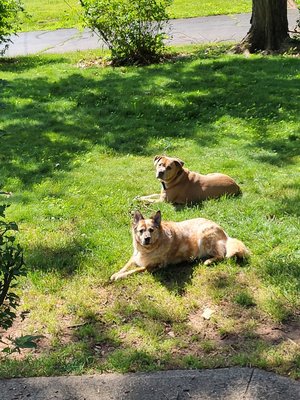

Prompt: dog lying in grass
[
  {"left": 110, "top": 211, "right": 249, "bottom": 281},
  {"left": 139, "top": 155, "right": 241, "bottom": 204}
]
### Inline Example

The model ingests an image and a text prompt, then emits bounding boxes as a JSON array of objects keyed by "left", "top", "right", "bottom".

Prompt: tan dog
[
  {"left": 139, "top": 155, "right": 241, "bottom": 204},
  {"left": 110, "top": 211, "right": 249, "bottom": 281}
]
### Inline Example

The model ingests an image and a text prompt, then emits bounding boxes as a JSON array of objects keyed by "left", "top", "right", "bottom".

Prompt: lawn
[
  {"left": 19, "top": 0, "right": 253, "bottom": 32},
  {"left": 0, "top": 45, "right": 299, "bottom": 378}
]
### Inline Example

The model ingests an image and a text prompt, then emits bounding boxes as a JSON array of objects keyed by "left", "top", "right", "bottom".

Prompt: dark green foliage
[
  {"left": 0, "top": 204, "right": 26, "bottom": 330},
  {"left": 0, "top": 0, "right": 24, "bottom": 55},
  {"left": 234, "top": 291, "right": 256, "bottom": 308},
  {"left": 80, "top": 0, "right": 171, "bottom": 65},
  {"left": 0, "top": 204, "right": 36, "bottom": 355},
  {"left": 1, "top": 334, "right": 44, "bottom": 354}
]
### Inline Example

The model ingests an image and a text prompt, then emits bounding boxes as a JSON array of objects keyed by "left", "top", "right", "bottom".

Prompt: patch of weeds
[
  {"left": 0, "top": 343, "right": 95, "bottom": 377},
  {"left": 217, "top": 319, "right": 237, "bottom": 339},
  {"left": 262, "top": 297, "right": 291, "bottom": 323},
  {"left": 234, "top": 291, "right": 256, "bottom": 308},
  {"left": 260, "top": 255, "right": 300, "bottom": 296},
  {"left": 105, "top": 349, "right": 158, "bottom": 372},
  {"left": 200, "top": 340, "right": 217, "bottom": 354},
  {"left": 232, "top": 350, "right": 268, "bottom": 370},
  {"left": 290, "top": 354, "right": 300, "bottom": 379},
  {"left": 75, "top": 324, "right": 97, "bottom": 340},
  {"left": 181, "top": 354, "right": 205, "bottom": 369},
  {"left": 242, "top": 320, "right": 259, "bottom": 339},
  {"left": 205, "top": 270, "right": 237, "bottom": 302}
]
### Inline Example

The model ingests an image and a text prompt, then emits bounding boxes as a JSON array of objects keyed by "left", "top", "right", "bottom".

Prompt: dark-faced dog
[{"left": 110, "top": 210, "right": 249, "bottom": 281}]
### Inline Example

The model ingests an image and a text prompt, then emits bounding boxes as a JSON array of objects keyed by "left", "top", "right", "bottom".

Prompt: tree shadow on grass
[
  {"left": 153, "top": 262, "right": 197, "bottom": 295},
  {"left": 0, "top": 55, "right": 68, "bottom": 72},
  {"left": 246, "top": 132, "right": 300, "bottom": 167},
  {"left": 26, "top": 241, "right": 84, "bottom": 275},
  {"left": 0, "top": 52, "right": 299, "bottom": 191},
  {"left": 276, "top": 182, "right": 300, "bottom": 217},
  {"left": 261, "top": 256, "right": 300, "bottom": 295}
]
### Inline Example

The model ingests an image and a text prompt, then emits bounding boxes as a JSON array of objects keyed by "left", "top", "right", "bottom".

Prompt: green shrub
[
  {"left": 0, "top": 204, "right": 41, "bottom": 355},
  {"left": 80, "top": 0, "right": 171, "bottom": 65},
  {"left": 0, "top": 204, "right": 26, "bottom": 330},
  {"left": 0, "top": 0, "right": 24, "bottom": 56}
]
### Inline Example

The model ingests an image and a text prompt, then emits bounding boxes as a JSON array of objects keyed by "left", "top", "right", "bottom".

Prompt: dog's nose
[
  {"left": 157, "top": 170, "right": 164, "bottom": 179},
  {"left": 143, "top": 237, "right": 151, "bottom": 245}
]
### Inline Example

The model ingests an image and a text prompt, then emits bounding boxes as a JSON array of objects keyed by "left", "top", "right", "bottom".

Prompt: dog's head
[
  {"left": 154, "top": 155, "right": 184, "bottom": 183},
  {"left": 132, "top": 210, "right": 161, "bottom": 247}
]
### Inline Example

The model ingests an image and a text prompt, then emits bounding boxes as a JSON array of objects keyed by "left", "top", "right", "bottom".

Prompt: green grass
[
  {"left": 19, "top": 0, "right": 253, "bottom": 32},
  {"left": 0, "top": 45, "right": 299, "bottom": 378},
  {"left": 20, "top": 0, "right": 82, "bottom": 32},
  {"left": 169, "top": 0, "right": 251, "bottom": 19}
]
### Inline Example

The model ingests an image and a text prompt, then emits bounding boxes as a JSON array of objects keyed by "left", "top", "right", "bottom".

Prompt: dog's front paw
[
  {"left": 134, "top": 195, "right": 146, "bottom": 202},
  {"left": 135, "top": 196, "right": 147, "bottom": 202},
  {"left": 134, "top": 195, "right": 158, "bottom": 204},
  {"left": 140, "top": 197, "right": 156, "bottom": 204},
  {"left": 110, "top": 273, "right": 120, "bottom": 282}
]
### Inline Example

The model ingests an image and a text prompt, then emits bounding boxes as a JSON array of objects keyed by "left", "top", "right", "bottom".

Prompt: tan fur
[
  {"left": 110, "top": 211, "right": 249, "bottom": 281},
  {"left": 139, "top": 155, "right": 241, "bottom": 204}
]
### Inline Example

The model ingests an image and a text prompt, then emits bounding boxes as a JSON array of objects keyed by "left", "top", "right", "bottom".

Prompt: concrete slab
[
  {"left": 246, "top": 369, "right": 300, "bottom": 400},
  {"left": 0, "top": 368, "right": 300, "bottom": 400}
]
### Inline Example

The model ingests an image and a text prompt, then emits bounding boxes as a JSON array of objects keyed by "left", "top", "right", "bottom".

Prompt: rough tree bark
[{"left": 237, "top": 0, "right": 289, "bottom": 53}]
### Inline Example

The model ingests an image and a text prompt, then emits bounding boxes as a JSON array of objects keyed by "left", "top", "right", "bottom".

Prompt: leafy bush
[
  {"left": 0, "top": 203, "right": 43, "bottom": 354},
  {"left": 0, "top": 204, "right": 26, "bottom": 330},
  {"left": 80, "top": 0, "right": 171, "bottom": 65},
  {"left": 0, "top": 0, "right": 24, "bottom": 56}
]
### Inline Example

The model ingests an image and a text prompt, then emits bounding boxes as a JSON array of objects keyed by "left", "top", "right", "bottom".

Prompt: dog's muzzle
[
  {"left": 156, "top": 170, "right": 165, "bottom": 179},
  {"left": 143, "top": 237, "right": 151, "bottom": 245}
]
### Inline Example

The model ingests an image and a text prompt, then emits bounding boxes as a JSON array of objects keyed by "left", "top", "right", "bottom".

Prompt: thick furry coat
[{"left": 110, "top": 211, "right": 249, "bottom": 281}]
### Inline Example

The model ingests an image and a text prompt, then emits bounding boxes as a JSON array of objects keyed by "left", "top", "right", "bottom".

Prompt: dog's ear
[
  {"left": 133, "top": 211, "right": 144, "bottom": 225},
  {"left": 154, "top": 155, "right": 162, "bottom": 166},
  {"left": 152, "top": 210, "right": 161, "bottom": 227},
  {"left": 173, "top": 157, "right": 184, "bottom": 168}
]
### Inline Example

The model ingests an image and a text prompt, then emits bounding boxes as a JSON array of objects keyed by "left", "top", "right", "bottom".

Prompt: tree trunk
[{"left": 239, "top": 0, "right": 289, "bottom": 52}]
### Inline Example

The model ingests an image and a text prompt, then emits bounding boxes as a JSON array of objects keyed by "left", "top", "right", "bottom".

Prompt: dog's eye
[
  {"left": 139, "top": 229, "right": 145, "bottom": 234},
  {"left": 166, "top": 166, "right": 172, "bottom": 170},
  {"left": 148, "top": 228, "right": 154, "bottom": 233}
]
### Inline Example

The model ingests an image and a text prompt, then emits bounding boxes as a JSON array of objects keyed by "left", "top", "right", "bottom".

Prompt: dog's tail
[{"left": 226, "top": 237, "right": 249, "bottom": 259}]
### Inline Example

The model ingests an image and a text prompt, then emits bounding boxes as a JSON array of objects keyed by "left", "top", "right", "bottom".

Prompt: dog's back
[{"left": 164, "top": 169, "right": 240, "bottom": 203}]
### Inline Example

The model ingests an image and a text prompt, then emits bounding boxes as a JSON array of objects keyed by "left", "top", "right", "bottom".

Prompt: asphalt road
[{"left": 1, "top": 10, "right": 299, "bottom": 57}]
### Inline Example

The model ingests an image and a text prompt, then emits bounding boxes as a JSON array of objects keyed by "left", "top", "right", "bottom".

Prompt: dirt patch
[
  {"left": 188, "top": 306, "right": 300, "bottom": 347},
  {"left": 257, "top": 320, "right": 300, "bottom": 345}
]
